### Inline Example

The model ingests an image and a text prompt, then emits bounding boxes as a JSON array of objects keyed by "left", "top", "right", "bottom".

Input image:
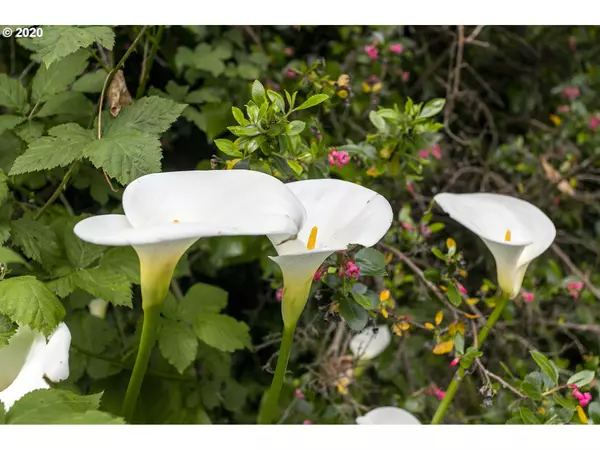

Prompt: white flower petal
[
  {"left": 0, "top": 327, "right": 48, "bottom": 411},
  {"left": 270, "top": 179, "right": 393, "bottom": 254},
  {"left": 349, "top": 325, "right": 391, "bottom": 360},
  {"left": 356, "top": 407, "right": 421, "bottom": 425},
  {"left": 88, "top": 298, "right": 109, "bottom": 319},
  {"left": 43, "top": 323, "right": 71, "bottom": 383}
]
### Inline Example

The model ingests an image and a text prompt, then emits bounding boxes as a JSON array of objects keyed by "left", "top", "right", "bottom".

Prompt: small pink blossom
[
  {"left": 418, "top": 149, "right": 430, "bottom": 159},
  {"left": 276, "top": 287, "right": 283, "bottom": 302},
  {"left": 303, "top": 420, "right": 312, "bottom": 425},
  {"left": 450, "top": 357, "right": 460, "bottom": 367},
  {"left": 328, "top": 149, "right": 351, "bottom": 169},
  {"left": 589, "top": 115, "right": 600, "bottom": 131},
  {"left": 337, "top": 151, "right": 350, "bottom": 165},
  {"left": 402, "top": 222, "right": 414, "bottom": 231},
  {"left": 341, "top": 260, "right": 360, "bottom": 279},
  {"left": 572, "top": 387, "right": 592, "bottom": 407},
  {"left": 295, "top": 388, "right": 304, "bottom": 399},
  {"left": 567, "top": 280, "right": 584, "bottom": 299},
  {"left": 561, "top": 87, "right": 580, "bottom": 101},
  {"left": 433, "top": 387, "right": 446, "bottom": 401},
  {"left": 285, "top": 69, "right": 296, "bottom": 78},
  {"left": 406, "top": 182, "right": 415, "bottom": 194},
  {"left": 284, "top": 47, "right": 294, "bottom": 56},
  {"left": 520, "top": 290, "right": 534, "bottom": 303},
  {"left": 456, "top": 282, "right": 467, "bottom": 295},
  {"left": 364, "top": 45, "right": 379, "bottom": 60},
  {"left": 313, "top": 267, "right": 326, "bottom": 282},
  {"left": 557, "top": 105, "right": 570, "bottom": 113},
  {"left": 431, "top": 144, "right": 442, "bottom": 160},
  {"left": 420, "top": 224, "right": 432, "bottom": 238},
  {"left": 402, "top": 71, "right": 410, "bottom": 82},
  {"left": 389, "top": 43, "right": 403, "bottom": 54}
]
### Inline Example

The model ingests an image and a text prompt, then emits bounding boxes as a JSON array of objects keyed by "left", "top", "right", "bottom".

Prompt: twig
[
  {"left": 484, "top": 368, "right": 527, "bottom": 398},
  {"left": 136, "top": 26, "right": 164, "bottom": 99},
  {"left": 34, "top": 164, "right": 77, "bottom": 220},
  {"left": 241, "top": 26, "right": 264, "bottom": 52}
]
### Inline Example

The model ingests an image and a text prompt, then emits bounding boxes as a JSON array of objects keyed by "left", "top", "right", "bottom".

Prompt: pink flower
[
  {"left": 364, "top": 45, "right": 379, "bottom": 60},
  {"left": 284, "top": 47, "right": 294, "bottom": 56},
  {"left": 343, "top": 260, "right": 360, "bottom": 279},
  {"left": 418, "top": 149, "right": 430, "bottom": 159},
  {"left": 561, "top": 87, "right": 580, "bottom": 101},
  {"left": 389, "top": 43, "right": 403, "bottom": 54},
  {"left": 313, "top": 267, "right": 326, "bottom": 282},
  {"left": 431, "top": 144, "right": 442, "bottom": 160},
  {"left": 589, "top": 115, "right": 600, "bottom": 131},
  {"left": 328, "top": 150, "right": 338, "bottom": 166},
  {"left": 285, "top": 69, "right": 296, "bottom": 78},
  {"left": 407, "top": 182, "right": 415, "bottom": 194},
  {"left": 276, "top": 287, "right": 283, "bottom": 302},
  {"left": 434, "top": 388, "right": 446, "bottom": 401},
  {"left": 572, "top": 387, "right": 592, "bottom": 407},
  {"left": 402, "top": 71, "right": 410, "bottom": 82},
  {"left": 557, "top": 105, "right": 570, "bottom": 113},
  {"left": 420, "top": 224, "right": 432, "bottom": 238},
  {"left": 295, "top": 388, "right": 304, "bottom": 399},
  {"left": 521, "top": 290, "right": 534, "bottom": 303},
  {"left": 567, "top": 280, "right": 584, "bottom": 299},
  {"left": 456, "top": 282, "right": 467, "bottom": 295},
  {"left": 337, "top": 151, "right": 350, "bottom": 165},
  {"left": 450, "top": 357, "right": 460, "bottom": 367},
  {"left": 402, "top": 222, "right": 414, "bottom": 231},
  {"left": 303, "top": 420, "right": 312, "bottom": 425},
  {"left": 328, "top": 149, "right": 351, "bottom": 169}
]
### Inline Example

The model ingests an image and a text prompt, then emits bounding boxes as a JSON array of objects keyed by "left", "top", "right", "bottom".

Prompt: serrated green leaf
[
  {"left": 13, "top": 120, "right": 45, "bottom": 144},
  {"left": 106, "top": 96, "right": 187, "bottom": 136},
  {"left": 355, "top": 248, "right": 387, "bottom": 276},
  {"left": 0, "top": 314, "right": 16, "bottom": 348},
  {"left": 0, "top": 246, "right": 31, "bottom": 268},
  {"left": 294, "top": 94, "right": 328, "bottom": 111},
  {"left": 178, "top": 282, "right": 228, "bottom": 321},
  {"left": 446, "top": 283, "right": 462, "bottom": 307},
  {"left": 58, "top": 216, "right": 105, "bottom": 269},
  {"left": 11, "top": 217, "right": 60, "bottom": 264},
  {"left": 0, "top": 275, "right": 66, "bottom": 335},
  {"left": 98, "top": 246, "right": 140, "bottom": 284},
  {"left": 530, "top": 350, "right": 559, "bottom": 386},
  {"left": 158, "top": 318, "right": 198, "bottom": 373},
  {"left": 84, "top": 131, "right": 162, "bottom": 185},
  {"left": 66, "top": 311, "right": 117, "bottom": 354},
  {"left": 73, "top": 267, "right": 132, "bottom": 307},
  {"left": 25, "top": 26, "right": 114, "bottom": 68},
  {"left": 6, "top": 389, "right": 102, "bottom": 424},
  {"left": 214, "top": 139, "right": 242, "bottom": 157},
  {"left": 72, "top": 69, "right": 107, "bottom": 93},
  {"left": 567, "top": 370, "right": 595, "bottom": 388},
  {"left": 193, "top": 314, "right": 251, "bottom": 352},
  {"left": 0, "top": 115, "right": 25, "bottom": 136},
  {"left": 32, "top": 50, "right": 89, "bottom": 102},
  {"left": 36, "top": 91, "right": 94, "bottom": 118},
  {"left": 45, "top": 272, "right": 77, "bottom": 298},
  {"left": 10, "top": 123, "right": 94, "bottom": 175},
  {"left": 0, "top": 74, "right": 28, "bottom": 113}
]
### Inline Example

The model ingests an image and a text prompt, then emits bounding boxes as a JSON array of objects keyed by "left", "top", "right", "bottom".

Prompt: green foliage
[
  {"left": 354, "top": 248, "right": 387, "bottom": 276},
  {"left": 193, "top": 314, "right": 252, "bottom": 353},
  {"left": 158, "top": 318, "right": 198, "bottom": 373},
  {"left": 0, "top": 74, "right": 28, "bottom": 113}
]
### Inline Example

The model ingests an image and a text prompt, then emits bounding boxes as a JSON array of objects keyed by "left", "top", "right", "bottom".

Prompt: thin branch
[{"left": 485, "top": 369, "right": 527, "bottom": 398}]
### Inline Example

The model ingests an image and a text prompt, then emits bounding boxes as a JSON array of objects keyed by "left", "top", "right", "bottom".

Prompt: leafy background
[{"left": 0, "top": 25, "right": 599, "bottom": 424}]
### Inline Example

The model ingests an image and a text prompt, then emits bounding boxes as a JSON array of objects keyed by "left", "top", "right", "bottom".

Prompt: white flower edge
[
  {"left": 349, "top": 325, "right": 392, "bottom": 361},
  {"left": 356, "top": 407, "right": 421, "bottom": 425},
  {"left": 0, "top": 323, "right": 71, "bottom": 411}
]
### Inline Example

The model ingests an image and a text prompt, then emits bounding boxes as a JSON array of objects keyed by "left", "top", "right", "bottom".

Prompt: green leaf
[
  {"left": 32, "top": 50, "right": 89, "bottom": 102},
  {"left": 99, "top": 247, "right": 140, "bottom": 284},
  {"left": 423, "top": 268, "right": 441, "bottom": 283},
  {"left": 351, "top": 291, "right": 373, "bottom": 310},
  {"left": 36, "top": 91, "right": 94, "bottom": 117},
  {"left": 286, "top": 120, "right": 306, "bottom": 136},
  {"left": 519, "top": 406, "right": 540, "bottom": 424},
  {"left": 339, "top": 295, "right": 368, "bottom": 331},
  {"left": 10, "top": 123, "right": 94, "bottom": 175},
  {"left": 446, "top": 283, "right": 462, "bottom": 307},
  {"left": 0, "top": 170, "right": 8, "bottom": 206},
  {"left": 193, "top": 314, "right": 251, "bottom": 352},
  {"left": 287, "top": 159, "right": 303, "bottom": 176},
  {"left": 66, "top": 311, "right": 117, "bottom": 354},
  {"left": 369, "top": 110, "right": 387, "bottom": 132},
  {"left": 72, "top": 70, "right": 107, "bottom": 93},
  {"left": 251, "top": 80, "right": 266, "bottom": 105},
  {"left": 431, "top": 247, "right": 447, "bottom": 261},
  {"left": 0, "top": 246, "right": 31, "bottom": 268},
  {"left": 13, "top": 120, "right": 45, "bottom": 144},
  {"left": 178, "top": 282, "right": 228, "bottom": 320},
  {"left": 293, "top": 94, "right": 328, "bottom": 111},
  {"left": 214, "top": 139, "right": 242, "bottom": 157},
  {"left": 25, "top": 26, "right": 114, "bottom": 68},
  {"left": 158, "top": 318, "right": 199, "bottom": 374},
  {"left": 231, "top": 107, "right": 249, "bottom": 126},
  {"left": 73, "top": 267, "right": 132, "bottom": 307},
  {"left": 567, "top": 370, "right": 595, "bottom": 388},
  {"left": 553, "top": 394, "right": 577, "bottom": 411},
  {"left": 267, "top": 90, "right": 285, "bottom": 111},
  {"left": 11, "top": 217, "right": 60, "bottom": 264},
  {"left": 42, "top": 410, "right": 125, "bottom": 424},
  {"left": 0, "top": 314, "right": 16, "bottom": 348},
  {"left": 355, "top": 248, "right": 387, "bottom": 276},
  {"left": 454, "top": 332, "right": 465, "bottom": 354},
  {"left": 520, "top": 382, "right": 542, "bottom": 401},
  {"left": 6, "top": 389, "right": 103, "bottom": 424},
  {"left": 0, "top": 275, "right": 66, "bottom": 335},
  {"left": 530, "top": 350, "right": 559, "bottom": 386},
  {"left": 84, "top": 131, "right": 162, "bottom": 185},
  {"left": 418, "top": 98, "right": 446, "bottom": 119},
  {"left": 106, "top": 96, "right": 187, "bottom": 136},
  {"left": 59, "top": 217, "right": 105, "bottom": 269},
  {"left": 0, "top": 115, "right": 26, "bottom": 136},
  {"left": 0, "top": 74, "right": 28, "bottom": 113}
]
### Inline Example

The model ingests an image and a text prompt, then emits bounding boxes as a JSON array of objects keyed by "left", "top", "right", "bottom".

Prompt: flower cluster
[
  {"left": 328, "top": 148, "right": 351, "bottom": 169},
  {"left": 561, "top": 87, "right": 580, "bottom": 100},
  {"left": 339, "top": 260, "right": 360, "bottom": 279},
  {"left": 418, "top": 144, "right": 442, "bottom": 160},
  {"left": 567, "top": 280, "right": 584, "bottom": 299},
  {"left": 570, "top": 385, "right": 592, "bottom": 407}
]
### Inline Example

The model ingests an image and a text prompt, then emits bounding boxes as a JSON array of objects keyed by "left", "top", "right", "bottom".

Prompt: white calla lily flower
[
  {"left": 268, "top": 179, "right": 393, "bottom": 327},
  {"left": 356, "top": 406, "right": 421, "bottom": 425},
  {"left": 0, "top": 323, "right": 71, "bottom": 411},
  {"left": 349, "top": 325, "right": 391, "bottom": 361},
  {"left": 433, "top": 193, "right": 555, "bottom": 298}
]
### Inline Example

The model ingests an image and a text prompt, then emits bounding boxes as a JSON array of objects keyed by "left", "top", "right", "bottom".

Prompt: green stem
[
  {"left": 34, "top": 164, "right": 76, "bottom": 220},
  {"left": 431, "top": 293, "right": 510, "bottom": 424},
  {"left": 258, "top": 324, "right": 297, "bottom": 424},
  {"left": 136, "top": 26, "right": 164, "bottom": 99},
  {"left": 121, "top": 304, "right": 161, "bottom": 422}
]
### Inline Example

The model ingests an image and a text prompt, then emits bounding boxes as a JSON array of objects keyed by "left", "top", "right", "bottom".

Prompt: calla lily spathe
[
  {"left": 74, "top": 170, "right": 306, "bottom": 308},
  {"left": 433, "top": 193, "right": 556, "bottom": 298},
  {"left": 0, "top": 323, "right": 71, "bottom": 411},
  {"left": 349, "top": 325, "right": 391, "bottom": 361},
  {"left": 356, "top": 407, "right": 421, "bottom": 425},
  {"left": 267, "top": 179, "right": 393, "bottom": 327}
]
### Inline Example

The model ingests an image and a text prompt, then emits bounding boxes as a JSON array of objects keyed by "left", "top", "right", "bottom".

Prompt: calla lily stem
[
  {"left": 430, "top": 293, "right": 510, "bottom": 424},
  {"left": 122, "top": 304, "right": 162, "bottom": 422},
  {"left": 258, "top": 324, "right": 297, "bottom": 424}
]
